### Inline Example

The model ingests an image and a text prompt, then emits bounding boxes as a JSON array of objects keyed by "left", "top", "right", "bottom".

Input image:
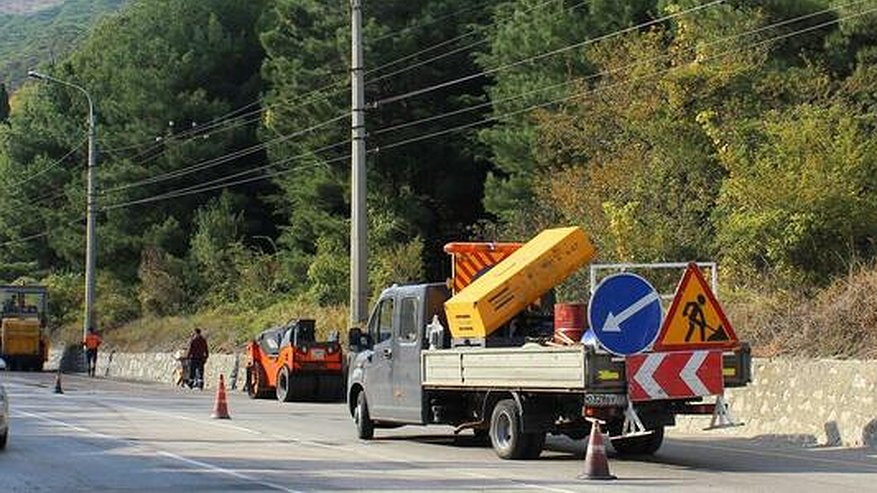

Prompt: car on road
[{"left": 0, "top": 357, "right": 7, "bottom": 449}]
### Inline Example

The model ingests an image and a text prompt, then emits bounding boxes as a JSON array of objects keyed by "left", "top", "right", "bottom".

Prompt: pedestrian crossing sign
[{"left": 653, "top": 263, "right": 738, "bottom": 351}]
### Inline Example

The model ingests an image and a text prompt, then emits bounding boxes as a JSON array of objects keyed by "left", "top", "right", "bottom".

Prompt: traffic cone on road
[
  {"left": 211, "top": 374, "right": 231, "bottom": 419},
  {"left": 53, "top": 371, "right": 64, "bottom": 394},
  {"left": 578, "top": 419, "right": 616, "bottom": 481}
]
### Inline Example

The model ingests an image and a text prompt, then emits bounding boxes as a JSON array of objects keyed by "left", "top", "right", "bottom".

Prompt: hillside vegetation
[
  {"left": 0, "top": 0, "right": 876, "bottom": 357},
  {"left": 0, "top": 1, "right": 61, "bottom": 15},
  {"left": 0, "top": 0, "right": 127, "bottom": 87}
]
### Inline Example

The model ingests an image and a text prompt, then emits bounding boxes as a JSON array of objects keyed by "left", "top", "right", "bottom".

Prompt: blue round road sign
[{"left": 588, "top": 273, "right": 662, "bottom": 355}]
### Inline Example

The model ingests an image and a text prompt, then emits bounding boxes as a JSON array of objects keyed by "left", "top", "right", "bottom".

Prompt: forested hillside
[
  {"left": 0, "top": 0, "right": 876, "bottom": 356},
  {"left": 0, "top": 0, "right": 128, "bottom": 88}
]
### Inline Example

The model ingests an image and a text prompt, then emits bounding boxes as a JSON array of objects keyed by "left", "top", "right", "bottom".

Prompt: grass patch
[
  {"left": 55, "top": 264, "right": 877, "bottom": 359},
  {"left": 726, "top": 263, "right": 877, "bottom": 359},
  {"left": 54, "top": 296, "right": 348, "bottom": 354}
]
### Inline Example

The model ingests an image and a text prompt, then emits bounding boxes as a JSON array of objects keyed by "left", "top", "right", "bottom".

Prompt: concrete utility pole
[
  {"left": 350, "top": 0, "right": 368, "bottom": 326},
  {"left": 28, "top": 70, "right": 98, "bottom": 342}
]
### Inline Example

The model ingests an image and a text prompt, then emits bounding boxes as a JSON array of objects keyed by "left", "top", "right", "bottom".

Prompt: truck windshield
[{"left": 1, "top": 288, "right": 46, "bottom": 319}]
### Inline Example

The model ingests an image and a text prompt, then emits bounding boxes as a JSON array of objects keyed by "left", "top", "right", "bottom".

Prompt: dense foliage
[{"left": 0, "top": 0, "right": 875, "bottom": 353}]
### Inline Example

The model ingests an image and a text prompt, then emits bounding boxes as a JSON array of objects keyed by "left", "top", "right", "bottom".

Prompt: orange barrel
[{"left": 554, "top": 303, "right": 586, "bottom": 345}]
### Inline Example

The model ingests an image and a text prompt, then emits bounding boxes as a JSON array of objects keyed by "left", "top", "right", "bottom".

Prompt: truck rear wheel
[
  {"left": 354, "top": 391, "right": 374, "bottom": 439},
  {"left": 611, "top": 426, "right": 665, "bottom": 456},
  {"left": 489, "top": 399, "right": 543, "bottom": 460},
  {"left": 276, "top": 366, "right": 294, "bottom": 402}
]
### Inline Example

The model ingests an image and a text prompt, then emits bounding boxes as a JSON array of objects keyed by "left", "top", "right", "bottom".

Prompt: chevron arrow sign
[{"left": 625, "top": 350, "right": 724, "bottom": 401}]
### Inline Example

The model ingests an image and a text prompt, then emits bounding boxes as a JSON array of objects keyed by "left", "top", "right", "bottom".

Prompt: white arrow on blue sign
[{"left": 588, "top": 272, "right": 662, "bottom": 355}]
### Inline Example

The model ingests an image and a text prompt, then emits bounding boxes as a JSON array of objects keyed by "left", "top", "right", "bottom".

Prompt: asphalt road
[{"left": 1, "top": 371, "right": 876, "bottom": 492}]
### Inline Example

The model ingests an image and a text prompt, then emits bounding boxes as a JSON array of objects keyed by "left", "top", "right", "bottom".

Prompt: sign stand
[
  {"left": 620, "top": 401, "right": 652, "bottom": 438},
  {"left": 705, "top": 394, "right": 743, "bottom": 430}
]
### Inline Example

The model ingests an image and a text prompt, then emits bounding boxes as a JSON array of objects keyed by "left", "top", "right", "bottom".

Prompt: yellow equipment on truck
[{"left": 0, "top": 285, "right": 49, "bottom": 371}]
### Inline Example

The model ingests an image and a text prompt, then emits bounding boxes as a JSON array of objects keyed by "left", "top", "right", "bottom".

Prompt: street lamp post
[{"left": 28, "top": 70, "right": 98, "bottom": 344}]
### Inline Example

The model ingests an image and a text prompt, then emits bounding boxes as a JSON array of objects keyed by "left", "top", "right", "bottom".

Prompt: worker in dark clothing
[
  {"left": 186, "top": 328, "right": 209, "bottom": 390},
  {"left": 83, "top": 328, "right": 102, "bottom": 377}
]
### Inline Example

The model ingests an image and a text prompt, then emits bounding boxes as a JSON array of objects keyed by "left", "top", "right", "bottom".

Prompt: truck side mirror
[
  {"left": 348, "top": 328, "right": 362, "bottom": 351},
  {"left": 348, "top": 327, "right": 373, "bottom": 351}
]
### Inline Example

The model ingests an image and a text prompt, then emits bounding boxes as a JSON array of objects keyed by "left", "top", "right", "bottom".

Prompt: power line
[
  {"left": 102, "top": 153, "right": 350, "bottom": 211},
  {"left": 375, "top": 3, "right": 877, "bottom": 152},
  {"left": 1, "top": 135, "right": 87, "bottom": 192},
  {"left": 372, "top": 0, "right": 873, "bottom": 137},
  {"left": 95, "top": 0, "right": 563, "bottom": 162},
  {"left": 103, "top": 138, "right": 351, "bottom": 209},
  {"left": 10, "top": 1, "right": 871, "bottom": 233},
  {"left": 100, "top": 113, "right": 349, "bottom": 195},
  {"left": 0, "top": 215, "right": 85, "bottom": 248},
  {"left": 370, "top": 0, "right": 725, "bottom": 108},
  {"left": 368, "top": 0, "right": 498, "bottom": 44},
  {"left": 103, "top": 0, "right": 703, "bottom": 194},
  {"left": 98, "top": 2, "right": 875, "bottom": 215},
  {"left": 366, "top": 0, "right": 590, "bottom": 82},
  {"left": 105, "top": 76, "right": 350, "bottom": 167}
]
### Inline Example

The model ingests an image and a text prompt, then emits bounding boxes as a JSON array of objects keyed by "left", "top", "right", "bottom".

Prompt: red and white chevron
[{"left": 625, "top": 350, "right": 724, "bottom": 402}]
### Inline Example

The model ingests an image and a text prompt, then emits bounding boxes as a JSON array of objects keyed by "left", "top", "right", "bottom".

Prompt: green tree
[
  {"left": 0, "top": 0, "right": 269, "bottom": 288},
  {"left": 477, "top": 0, "right": 656, "bottom": 226},
  {"left": 260, "top": 0, "right": 500, "bottom": 303},
  {"left": 713, "top": 103, "right": 877, "bottom": 285}
]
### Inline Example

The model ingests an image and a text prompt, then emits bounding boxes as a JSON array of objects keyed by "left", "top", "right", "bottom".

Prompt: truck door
[
  {"left": 389, "top": 295, "right": 424, "bottom": 423},
  {"left": 365, "top": 296, "right": 395, "bottom": 418}
]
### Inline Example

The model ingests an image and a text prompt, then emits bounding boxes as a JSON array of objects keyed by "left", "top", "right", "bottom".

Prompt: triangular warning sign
[{"left": 653, "top": 263, "right": 739, "bottom": 351}]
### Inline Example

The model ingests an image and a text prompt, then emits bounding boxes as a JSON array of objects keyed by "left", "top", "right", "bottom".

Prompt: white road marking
[
  {"left": 15, "top": 410, "right": 115, "bottom": 440},
  {"left": 634, "top": 353, "right": 668, "bottom": 399},
  {"left": 13, "top": 409, "right": 303, "bottom": 492},
  {"left": 113, "top": 403, "right": 265, "bottom": 435},
  {"left": 156, "top": 451, "right": 303, "bottom": 493},
  {"left": 680, "top": 351, "right": 710, "bottom": 396}
]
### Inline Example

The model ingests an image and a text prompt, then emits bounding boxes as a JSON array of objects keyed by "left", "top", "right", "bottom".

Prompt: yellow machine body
[
  {"left": 444, "top": 226, "right": 596, "bottom": 340},
  {"left": 1, "top": 318, "right": 41, "bottom": 356}
]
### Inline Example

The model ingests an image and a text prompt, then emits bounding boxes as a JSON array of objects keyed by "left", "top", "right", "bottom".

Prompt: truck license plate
[
  {"left": 583, "top": 393, "right": 627, "bottom": 407},
  {"left": 310, "top": 349, "right": 325, "bottom": 360}
]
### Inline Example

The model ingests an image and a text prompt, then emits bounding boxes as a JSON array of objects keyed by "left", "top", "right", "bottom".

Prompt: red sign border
[{"left": 653, "top": 263, "right": 739, "bottom": 351}]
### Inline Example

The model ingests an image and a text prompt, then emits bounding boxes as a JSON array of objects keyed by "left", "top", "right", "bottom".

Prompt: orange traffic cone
[
  {"left": 211, "top": 374, "right": 231, "bottom": 419},
  {"left": 53, "top": 371, "right": 64, "bottom": 394},
  {"left": 578, "top": 419, "right": 616, "bottom": 481}
]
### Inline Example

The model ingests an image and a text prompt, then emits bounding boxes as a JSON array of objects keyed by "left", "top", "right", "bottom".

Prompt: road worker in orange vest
[{"left": 83, "top": 328, "right": 102, "bottom": 377}]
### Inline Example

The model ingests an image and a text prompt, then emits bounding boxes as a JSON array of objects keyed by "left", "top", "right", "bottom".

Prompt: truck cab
[{"left": 347, "top": 283, "right": 448, "bottom": 426}]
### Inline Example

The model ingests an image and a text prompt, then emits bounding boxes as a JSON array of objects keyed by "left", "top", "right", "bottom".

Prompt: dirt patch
[{"left": 727, "top": 265, "right": 877, "bottom": 359}]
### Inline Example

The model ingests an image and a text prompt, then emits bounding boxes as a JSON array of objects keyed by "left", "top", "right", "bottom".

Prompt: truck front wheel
[
  {"left": 611, "top": 426, "right": 665, "bottom": 456},
  {"left": 489, "top": 399, "right": 543, "bottom": 460},
  {"left": 354, "top": 391, "right": 374, "bottom": 439},
  {"left": 276, "top": 366, "right": 294, "bottom": 402}
]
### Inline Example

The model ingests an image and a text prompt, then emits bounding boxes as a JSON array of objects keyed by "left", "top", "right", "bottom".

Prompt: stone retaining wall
[
  {"left": 674, "top": 358, "right": 877, "bottom": 448},
  {"left": 47, "top": 349, "right": 242, "bottom": 390},
  {"left": 48, "top": 350, "right": 877, "bottom": 447}
]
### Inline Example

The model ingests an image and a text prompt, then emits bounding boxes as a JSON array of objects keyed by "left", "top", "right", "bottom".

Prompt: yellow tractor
[{"left": 0, "top": 285, "right": 49, "bottom": 371}]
